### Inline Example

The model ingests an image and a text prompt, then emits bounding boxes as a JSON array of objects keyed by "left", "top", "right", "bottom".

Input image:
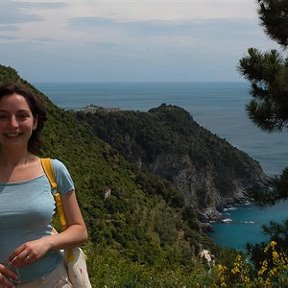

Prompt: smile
[{"left": 4, "top": 133, "right": 22, "bottom": 138}]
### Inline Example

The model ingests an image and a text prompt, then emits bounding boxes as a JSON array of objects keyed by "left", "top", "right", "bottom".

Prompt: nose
[{"left": 8, "top": 115, "right": 19, "bottom": 128}]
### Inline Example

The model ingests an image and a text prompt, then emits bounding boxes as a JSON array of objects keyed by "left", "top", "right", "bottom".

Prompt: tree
[
  {"left": 238, "top": 0, "right": 288, "bottom": 205},
  {"left": 238, "top": 0, "right": 288, "bottom": 272}
]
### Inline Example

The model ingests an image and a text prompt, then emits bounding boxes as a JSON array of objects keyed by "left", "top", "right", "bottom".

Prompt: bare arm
[{"left": 46, "top": 189, "right": 88, "bottom": 249}]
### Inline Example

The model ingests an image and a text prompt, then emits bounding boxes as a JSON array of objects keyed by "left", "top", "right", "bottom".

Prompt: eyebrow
[{"left": 0, "top": 109, "right": 31, "bottom": 113}]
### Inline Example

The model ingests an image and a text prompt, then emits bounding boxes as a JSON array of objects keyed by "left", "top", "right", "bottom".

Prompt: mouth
[{"left": 3, "top": 133, "right": 22, "bottom": 139}]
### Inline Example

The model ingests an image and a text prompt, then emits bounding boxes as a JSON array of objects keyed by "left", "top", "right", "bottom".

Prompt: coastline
[{"left": 209, "top": 200, "right": 288, "bottom": 250}]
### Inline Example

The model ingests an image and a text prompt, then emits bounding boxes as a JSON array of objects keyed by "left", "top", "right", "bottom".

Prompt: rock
[{"left": 199, "top": 222, "right": 214, "bottom": 233}]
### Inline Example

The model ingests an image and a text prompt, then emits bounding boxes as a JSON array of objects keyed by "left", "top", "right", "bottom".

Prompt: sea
[{"left": 35, "top": 81, "right": 288, "bottom": 251}]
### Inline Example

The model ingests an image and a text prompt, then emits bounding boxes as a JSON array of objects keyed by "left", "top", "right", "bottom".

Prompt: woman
[{"left": 0, "top": 81, "right": 88, "bottom": 287}]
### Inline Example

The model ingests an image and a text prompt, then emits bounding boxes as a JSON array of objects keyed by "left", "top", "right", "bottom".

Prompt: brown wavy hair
[{"left": 0, "top": 81, "right": 48, "bottom": 153}]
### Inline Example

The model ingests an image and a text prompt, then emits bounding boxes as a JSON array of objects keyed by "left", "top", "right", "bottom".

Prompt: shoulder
[
  {"left": 50, "top": 159, "right": 75, "bottom": 194},
  {"left": 51, "top": 159, "right": 69, "bottom": 172},
  {"left": 50, "top": 159, "right": 72, "bottom": 179}
]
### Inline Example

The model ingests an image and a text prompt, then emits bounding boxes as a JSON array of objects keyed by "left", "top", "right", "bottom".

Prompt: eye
[
  {"left": 17, "top": 113, "right": 31, "bottom": 120},
  {"left": 0, "top": 114, "right": 8, "bottom": 120}
]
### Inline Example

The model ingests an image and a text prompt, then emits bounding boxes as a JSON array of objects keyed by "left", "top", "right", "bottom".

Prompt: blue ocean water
[
  {"left": 35, "top": 81, "right": 288, "bottom": 250},
  {"left": 212, "top": 201, "right": 288, "bottom": 250}
]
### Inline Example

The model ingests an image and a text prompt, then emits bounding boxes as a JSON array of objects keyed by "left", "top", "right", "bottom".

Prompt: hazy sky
[{"left": 0, "top": 0, "right": 279, "bottom": 83}]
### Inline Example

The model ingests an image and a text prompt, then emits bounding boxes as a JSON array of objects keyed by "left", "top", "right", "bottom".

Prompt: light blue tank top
[{"left": 0, "top": 159, "right": 74, "bottom": 283}]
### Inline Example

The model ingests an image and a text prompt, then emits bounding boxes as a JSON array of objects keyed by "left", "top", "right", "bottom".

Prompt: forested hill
[
  {"left": 76, "top": 104, "right": 268, "bottom": 221},
  {"left": 0, "top": 64, "right": 269, "bottom": 286},
  {"left": 0, "top": 64, "right": 222, "bottom": 286}
]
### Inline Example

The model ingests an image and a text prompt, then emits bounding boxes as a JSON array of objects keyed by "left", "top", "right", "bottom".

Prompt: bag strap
[
  {"left": 41, "top": 158, "right": 77, "bottom": 263},
  {"left": 40, "top": 158, "right": 67, "bottom": 230}
]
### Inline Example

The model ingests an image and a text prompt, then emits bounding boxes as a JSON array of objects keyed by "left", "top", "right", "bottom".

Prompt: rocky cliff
[{"left": 76, "top": 103, "right": 268, "bottom": 223}]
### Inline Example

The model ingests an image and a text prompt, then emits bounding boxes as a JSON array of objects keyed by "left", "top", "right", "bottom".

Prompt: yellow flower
[
  {"left": 231, "top": 266, "right": 240, "bottom": 274},
  {"left": 264, "top": 241, "right": 277, "bottom": 253},
  {"left": 272, "top": 250, "right": 279, "bottom": 261},
  {"left": 216, "top": 264, "right": 227, "bottom": 273},
  {"left": 268, "top": 267, "right": 277, "bottom": 277},
  {"left": 235, "top": 254, "right": 242, "bottom": 262},
  {"left": 243, "top": 275, "right": 251, "bottom": 284},
  {"left": 258, "top": 260, "right": 268, "bottom": 276}
]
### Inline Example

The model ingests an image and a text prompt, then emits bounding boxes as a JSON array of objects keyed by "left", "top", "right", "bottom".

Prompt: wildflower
[
  {"left": 258, "top": 260, "right": 268, "bottom": 276},
  {"left": 216, "top": 264, "right": 228, "bottom": 287},
  {"left": 216, "top": 264, "right": 227, "bottom": 273},
  {"left": 270, "top": 241, "right": 277, "bottom": 247},
  {"left": 264, "top": 240, "right": 277, "bottom": 253},
  {"left": 268, "top": 267, "right": 277, "bottom": 277},
  {"left": 243, "top": 275, "right": 251, "bottom": 284},
  {"left": 231, "top": 266, "right": 240, "bottom": 274},
  {"left": 272, "top": 250, "right": 280, "bottom": 261}
]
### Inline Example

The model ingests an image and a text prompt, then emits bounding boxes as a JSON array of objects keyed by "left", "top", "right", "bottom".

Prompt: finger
[
  {"left": 4, "top": 265, "right": 18, "bottom": 279},
  {"left": 0, "top": 271, "right": 17, "bottom": 288},
  {"left": 24, "top": 254, "right": 34, "bottom": 264},
  {"left": 12, "top": 252, "right": 35, "bottom": 268},
  {"left": 25, "top": 254, "right": 32, "bottom": 261},
  {"left": 9, "top": 255, "right": 21, "bottom": 268},
  {"left": 8, "top": 246, "right": 25, "bottom": 263}
]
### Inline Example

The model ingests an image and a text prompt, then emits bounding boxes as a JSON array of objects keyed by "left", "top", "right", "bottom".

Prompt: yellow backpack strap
[{"left": 40, "top": 158, "right": 67, "bottom": 230}]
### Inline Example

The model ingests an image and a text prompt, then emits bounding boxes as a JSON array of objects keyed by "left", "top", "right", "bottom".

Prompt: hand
[
  {"left": 0, "top": 263, "right": 19, "bottom": 288},
  {"left": 8, "top": 237, "right": 51, "bottom": 268}
]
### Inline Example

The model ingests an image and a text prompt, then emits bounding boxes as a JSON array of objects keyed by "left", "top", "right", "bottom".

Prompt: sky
[{"left": 0, "top": 0, "right": 280, "bottom": 83}]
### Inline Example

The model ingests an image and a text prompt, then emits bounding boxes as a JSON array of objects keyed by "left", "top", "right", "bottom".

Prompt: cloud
[
  {"left": 0, "top": 2, "right": 43, "bottom": 25},
  {"left": 0, "top": 34, "right": 17, "bottom": 40},
  {"left": 62, "top": 0, "right": 257, "bottom": 22},
  {"left": 0, "top": 0, "right": 277, "bottom": 82},
  {"left": 65, "top": 16, "right": 267, "bottom": 56},
  {"left": 13, "top": 1, "right": 67, "bottom": 9},
  {"left": 67, "top": 16, "right": 259, "bottom": 36},
  {"left": 0, "top": 0, "right": 259, "bottom": 45},
  {"left": 0, "top": 25, "right": 18, "bottom": 31}
]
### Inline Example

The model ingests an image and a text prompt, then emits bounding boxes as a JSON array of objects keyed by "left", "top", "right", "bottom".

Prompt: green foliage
[
  {"left": 238, "top": 0, "right": 288, "bottom": 132},
  {"left": 0, "top": 64, "right": 274, "bottom": 286},
  {"left": 246, "top": 168, "right": 288, "bottom": 206},
  {"left": 239, "top": 48, "right": 288, "bottom": 132},
  {"left": 216, "top": 241, "right": 288, "bottom": 287},
  {"left": 258, "top": 0, "right": 288, "bottom": 48},
  {"left": 86, "top": 245, "right": 220, "bottom": 287},
  {"left": 0, "top": 65, "right": 20, "bottom": 83},
  {"left": 76, "top": 103, "right": 261, "bottom": 206},
  {"left": 0, "top": 65, "right": 223, "bottom": 286},
  {"left": 238, "top": 2, "right": 288, "bottom": 284},
  {"left": 238, "top": 0, "right": 288, "bottom": 208},
  {"left": 247, "top": 220, "right": 288, "bottom": 270}
]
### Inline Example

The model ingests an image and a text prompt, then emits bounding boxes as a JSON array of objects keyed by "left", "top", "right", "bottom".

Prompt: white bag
[
  {"left": 64, "top": 247, "right": 92, "bottom": 288},
  {"left": 52, "top": 228, "right": 92, "bottom": 288}
]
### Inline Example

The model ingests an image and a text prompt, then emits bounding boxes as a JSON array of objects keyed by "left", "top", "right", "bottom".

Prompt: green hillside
[
  {"left": 1, "top": 65, "right": 233, "bottom": 286},
  {"left": 75, "top": 103, "right": 266, "bottom": 217}
]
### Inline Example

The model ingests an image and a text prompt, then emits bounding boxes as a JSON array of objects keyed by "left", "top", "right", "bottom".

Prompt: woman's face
[{"left": 0, "top": 93, "right": 38, "bottom": 149}]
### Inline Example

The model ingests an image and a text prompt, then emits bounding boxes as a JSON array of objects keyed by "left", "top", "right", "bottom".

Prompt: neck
[{"left": 0, "top": 148, "right": 35, "bottom": 168}]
